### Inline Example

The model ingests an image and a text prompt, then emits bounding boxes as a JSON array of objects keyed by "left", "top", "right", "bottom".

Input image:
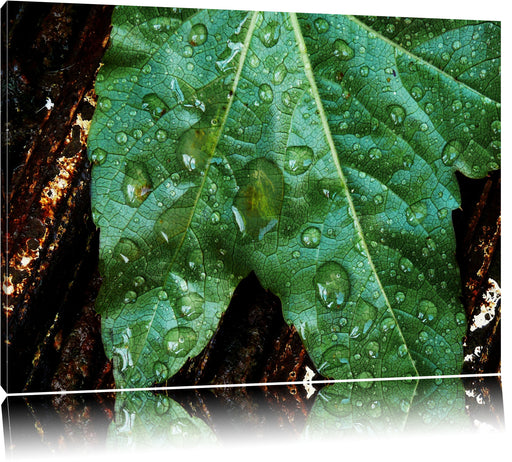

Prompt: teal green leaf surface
[{"left": 88, "top": 7, "right": 500, "bottom": 388}]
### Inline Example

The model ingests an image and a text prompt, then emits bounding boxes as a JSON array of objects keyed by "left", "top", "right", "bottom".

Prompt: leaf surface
[{"left": 88, "top": 7, "right": 500, "bottom": 388}]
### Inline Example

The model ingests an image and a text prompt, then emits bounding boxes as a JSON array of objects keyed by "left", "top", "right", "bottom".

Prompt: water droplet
[
  {"left": 285, "top": 145, "right": 314, "bottom": 175},
  {"left": 232, "top": 158, "right": 283, "bottom": 240},
  {"left": 156, "top": 129, "right": 167, "bottom": 142},
  {"left": 405, "top": 201, "right": 427, "bottom": 226},
  {"left": 395, "top": 291, "right": 405, "bottom": 303},
  {"left": 418, "top": 300, "right": 437, "bottom": 323},
  {"left": 153, "top": 361, "right": 169, "bottom": 382},
  {"left": 98, "top": 97, "right": 112, "bottom": 112},
  {"left": 210, "top": 211, "right": 221, "bottom": 225},
  {"left": 360, "top": 65, "right": 369, "bottom": 77},
  {"left": 491, "top": 120, "right": 501, "bottom": 135},
  {"left": 123, "top": 290, "right": 137, "bottom": 304},
  {"left": 411, "top": 85, "right": 424, "bottom": 100},
  {"left": 91, "top": 148, "right": 107, "bottom": 165},
  {"left": 368, "top": 147, "right": 382, "bottom": 160},
  {"left": 158, "top": 290, "right": 168, "bottom": 301},
  {"left": 175, "top": 292, "right": 204, "bottom": 320},
  {"left": 380, "top": 317, "right": 396, "bottom": 332},
  {"left": 155, "top": 396, "right": 171, "bottom": 415},
  {"left": 400, "top": 399, "right": 410, "bottom": 413},
  {"left": 258, "top": 83, "right": 274, "bottom": 103},
  {"left": 114, "top": 237, "right": 141, "bottom": 263},
  {"left": 367, "top": 340, "right": 380, "bottom": 358},
  {"left": 399, "top": 256, "right": 414, "bottom": 273},
  {"left": 368, "top": 400, "right": 382, "bottom": 418},
  {"left": 142, "top": 93, "right": 169, "bottom": 121},
  {"left": 398, "top": 344, "right": 408, "bottom": 358},
  {"left": 315, "top": 261, "right": 350, "bottom": 310},
  {"left": 321, "top": 344, "right": 351, "bottom": 376},
  {"left": 373, "top": 194, "right": 384, "bottom": 205},
  {"left": 272, "top": 62, "right": 287, "bottom": 84},
  {"left": 442, "top": 140, "right": 463, "bottom": 166},
  {"left": 314, "top": 17, "right": 330, "bottom": 34},
  {"left": 357, "top": 371, "right": 374, "bottom": 388},
  {"left": 418, "top": 331, "right": 429, "bottom": 342},
  {"left": 452, "top": 40, "right": 461, "bottom": 50},
  {"left": 122, "top": 161, "right": 153, "bottom": 207},
  {"left": 177, "top": 128, "right": 210, "bottom": 172},
  {"left": 301, "top": 226, "right": 322, "bottom": 248},
  {"left": 333, "top": 39, "right": 354, "bottom": 60},
  {"left": 425, "top": 102, "right": 434, "bottom": 115},
  {"left": 133, "top": 275, "right": 145, "bottom": 288},
  {"left": 188, "top": 23, "right": 208, "bottom": 46},
  {"left": 388, "top": 105, "right": 406, "bottom": 125},
  {"left": 259, "top": 21, "right": 280, "bottom": 48},
  {"left": 115, "top": 131, "right": 128, "bottom": 145},
  {"left": 419, "top": 122, "right": 428, "bottom": 132},
  {"left": 165, "top": 327, "right": 197, "bottom": 357}
]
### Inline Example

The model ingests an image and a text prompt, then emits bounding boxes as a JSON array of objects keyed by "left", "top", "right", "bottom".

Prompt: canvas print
[{"left": 1, "top": 0, "right": 502, "bottom": 453}]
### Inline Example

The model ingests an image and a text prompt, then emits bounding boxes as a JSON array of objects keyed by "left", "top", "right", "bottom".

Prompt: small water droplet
[
  {"left": 388, "top": 105, "right": 406, "bottom": 125},
  {"left": 333, "top": 39, "right": 354, "bottom": 60},
  {"left": 314, "top": 17, "right": 330, "bottom": 34},
  {"left": 156, "top": 129, "right": 167, "bottom": 142},
  {"left": 178, "top": 128, "right": 210, "bottom": 172},
  {"left": 405, "top": 201, "right": 427, "bottom": 226},
  {"left": 114, "top": 237, "right": 141, "bottom": 263},
  {"left": 425, "top": 102, "right": 434, "bottom": 115},
  {"left": 258, "top": 83, "right": 274, "bottom": 103},
  {"left": 123, "top": 290, "right": 137, "bottom": 304},
  {"left": 418, "top": 300, "right": 437, "bottom": 323},
  {"left": 158, "top": 290, "right": 168, "bottom": 301},
  {"left": 357, "top": 371, "right": 374, "bottom": 388},
  {"left": 133, "top": 275, "right": 145, "bottom": 288},
  {"left": 418, "top": 331, "right": 429, "bottom": 342},
  {"left": 315, "top": 261, "right": 350, "bottom": 310},
  {"left": 399, "top": 256, "right": 414, "bottom": 273},
  {"left": 360, "top": 65, "right": 369, "bottom": 77},
  {"left": 153, "top": 361, "right": 169, "bottom": 382},
  {"left": 91, "top": 148, "right": 107, "bottom": 165},
  {"left": 285, "top": 145, "right": 314, "bottom": 175},
  {"left": 188, "top": 23, "right": 208, "bottom": 46},
  {"left": 411, "top": 85, "right": 424, "bottom": 100},
  {"left": 272, "top": 62, "right": 287, "bottom": 85},
  {"left": 210, "top": 211, "right": 221, "bottom": 225},
  {"left": 367, "top": 340, "right": 380, "bottom": 358},
  {"left": 301, "top": 226, "right": 322, "bottom": 248},
  {"left": 398, "top": 344, "right": 408, "bottom": 358},
  {"left": 98, "top": 97, "right": 112, "bottom": 112},
  {"left": 395, "top": 291, "right": 405, "bottom": 303},
  {"left": 115, "top": 131, "right": 128, "bottom": 145}
]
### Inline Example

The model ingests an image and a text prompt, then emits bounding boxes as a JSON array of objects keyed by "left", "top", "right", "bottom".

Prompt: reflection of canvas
[{"left": 2, "top": 0, "right": 502, "bottom": 455}]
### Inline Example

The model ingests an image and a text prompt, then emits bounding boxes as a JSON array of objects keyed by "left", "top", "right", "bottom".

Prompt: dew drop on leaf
[
  {"left": 122, "top": 161, "right": 153, "bottom": 207},
  {"left": 418, "top": 300, "right": 437, "bottom": 323},
  {"left": 175, "top": 292, "right": 204, "bottom": 320},
  {"left": 153, "top": 361, "right": 169, "bottom": 381},
  {"left": 315, "top": 261, "right": 350, "bottom": 310},
  {"left": 188, "top": 23, "right": 208, "bottom": 46},
  {"left": 98, "top": 97, "right": 112, "bottom": 112},
  {"left": 114, "top": 237, "right": 142, "bottom": 263},
  {"left": 115, "top": 131, "right": 128, "bottom": 145},
  {"left": 314, "top": 17, "right": 329, "bottom": 34},
  {"left": 442, "top": 139, "right": 463, "bottom": 166},
  {"left": 258, "top": 83, "right": 274, "bottom": 103},
  {"left": 301, "top": 226, "right": 322, "bottom": 248},
  {"left": 272, "top": 62, "right": 288, "bottom": 84},
  {"left": 91, "top": 147, "right": 107, "bottom": 165},
  {"left": 285, "top": 145, "right": 314, "bottom": 175},
  {"left": 388, "top": 104, "right": 406, "bottom": 125},
  {"left": 333, "top": 39, "right": 354, "bottom": 60},
  {"left": 232, "top": 158, "right": 283, "bottom": 239},
  {"left": 405, "top": 200, "right": 427, "bottom": 226},
  {"left": 123, "top": 290, "right": 137, "bottom": 304},
  {"left": 259, "top": 21, "right": 280, "bottom": 48},
  {"left": 142, "top": 93, "right": 169, "bottom": 121},
  {"left": 165, "top": 327, "right": 198, "bottom": 357}
]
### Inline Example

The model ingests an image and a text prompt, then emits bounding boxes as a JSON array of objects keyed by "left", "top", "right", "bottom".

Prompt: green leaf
[{"left": 88, "top": 7, "right": 500, "bottom": 388}]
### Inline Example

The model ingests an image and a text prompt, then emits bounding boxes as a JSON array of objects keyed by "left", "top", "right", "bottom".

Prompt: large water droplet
[
  {"left": 142, "top": 93, "right": 169, "bottom": 121},
  {"left": 333, "top": 39, "right": 354, "bottom": 60},
  {"left": 232, "top": 158, "right": 283, "bottom": 240},
  {"left": 315, "top": 261, "right": 350, "bottom": 310},
  {"left": 175, "top": 292, "right": 204, "bottom": 320},
  {"left": 177, "top": 127, "right": 211, "bottom": 172},
  {"left": 188, "top": 23, "right": 208, "bottom": 46},
  {"left": 442, "top": 140, "right": 463, "bottom": 166},
  {"left": 165, "top": 327, "right": 197, "bottom": 357},
  {"left": 115, "top": 131, "right": 128, "bottom": 145},
  {"left": 272, "top": 62, "right": 287, "bottom": 84},
  {"left": 285, "top": 145, "right": 314, "bottom": 175},
  {"left": 122, "top": 161, "right": 153, "bottom": 207},
  {"left": 259, "top": 21, "right": 280, "bottom": 48},
  {"left": 301, "top": 226, "right": 321, "bottom": 248},
  {"left": 114, "top": 237, "right": 141, "bottom": 263}
]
